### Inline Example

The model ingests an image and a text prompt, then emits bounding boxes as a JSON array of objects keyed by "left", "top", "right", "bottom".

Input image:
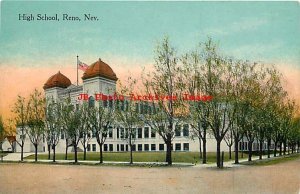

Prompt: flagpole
[{"left": 77, "top": 55, "right": 79, "bottom": 86}]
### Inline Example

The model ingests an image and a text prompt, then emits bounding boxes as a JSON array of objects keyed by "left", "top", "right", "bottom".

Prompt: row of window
[
  {"left": 60, "top": 125, "right": 190, "bottom": 140},
  {"left": 87, "top": 143, "right": 190, "bottom": 152},
  {"left": 88, "top": 97, "right": 158, "bottom": 115},
  {"left": 239, "top": 142, "right": 275, "bottom": 150}
]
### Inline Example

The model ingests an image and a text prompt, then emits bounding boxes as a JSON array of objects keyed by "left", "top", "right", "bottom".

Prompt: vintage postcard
[{"left": 0, "top": 1, "right": 299, "bottom": 193}]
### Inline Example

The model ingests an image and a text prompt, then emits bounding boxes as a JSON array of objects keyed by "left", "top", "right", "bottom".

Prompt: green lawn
[
  {"left": 242, "top": 153, "right": 300, "bottom": 166},
  {"left": 0, "top": 151, "right": 8, "bottom": 157},
  {"left": 25, "top": 151, "right": 248, "bottom": 164}
]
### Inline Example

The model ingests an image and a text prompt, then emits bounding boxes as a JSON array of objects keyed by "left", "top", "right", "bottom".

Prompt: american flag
[{"left": 78, "top": 60, "right": 89, "bottom": 71}]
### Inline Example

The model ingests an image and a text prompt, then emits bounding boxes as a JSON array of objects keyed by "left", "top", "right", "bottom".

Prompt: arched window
[{"left": 89, "top": 96, "right": 95, "bottom": 108}]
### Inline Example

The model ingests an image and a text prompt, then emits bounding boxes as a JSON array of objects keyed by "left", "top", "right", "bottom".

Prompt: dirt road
[{"left": 0, "top": 159, "right": 299, "bottom": 194}]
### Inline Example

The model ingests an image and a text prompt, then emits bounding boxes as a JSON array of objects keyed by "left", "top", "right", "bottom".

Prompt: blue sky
[{"left": 0, "top": 1, "right": 299, "bottom": 67}]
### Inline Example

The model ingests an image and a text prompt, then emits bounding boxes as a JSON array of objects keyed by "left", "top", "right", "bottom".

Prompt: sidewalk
[
  {"left": 2, "top": 152, "right": 297, "bottom": 168},
  {"left": 2, "top": 153, "right": 34, "bottom": 161}
]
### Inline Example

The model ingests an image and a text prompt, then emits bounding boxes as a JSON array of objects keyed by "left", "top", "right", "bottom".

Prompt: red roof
[
  {"left": 82, "top": 59, "right": 118, "bottom": 81},
  {"left": 43, "top": 71, "right": 71, "bottom": 89}
]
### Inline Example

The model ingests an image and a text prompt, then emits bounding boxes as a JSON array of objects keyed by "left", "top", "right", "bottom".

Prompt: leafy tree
[
  {"left": 142, "top": 37, "right": 186, "bottom": 165},
  {"left": 181, "top": 48, "right": 211, "bottom": 164},
  {"left": 116, "top": 77, "right": 142, "bottom": 164},
  {"left": 0, "top": 115, "right": 5, "bottom": 151},
  {"left": 26, "top": 89, "right": 46, "bottom": 162},
  {"left": 12, "top": 95, "right": 28, "bottom": 161},
  {"left": 45, "top": 99, "right": 62, "bottom": 162},
  {"left": 60, "top": 98, "right": 82, "bottom": 163},
  {"left": 78, "top": 103, "right": 92, "bottom": 161},
  {"left": 89, "top": 100, "right": 115, "bottom": 163}
]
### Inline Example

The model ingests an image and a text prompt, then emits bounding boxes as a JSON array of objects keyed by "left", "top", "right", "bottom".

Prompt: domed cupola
[
  {"left": 82, "top": 58, "right": 118, "bottom": 81},
  {"left": 43, "top": 71, "right": 72, "bottom": 90}
]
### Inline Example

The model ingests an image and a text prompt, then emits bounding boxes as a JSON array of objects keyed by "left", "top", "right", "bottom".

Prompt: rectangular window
[
  {"left": 125, "top": 128, "right": 128, "bottom": 139},
  {"left": 144, "top": 144, "right": 149, "bottom": 151},
  {"left": 109, "top": 144, "right": 113, "bottom": 151},
  {"left": 159, "top": 144, "right": 164, "bottom": 151},
  {"left": 138, "top": 144, "right": 142, "bottom": 151},
  {"left": 175, "top": 143, "right": 181, "bottom": 151},
  {"left": 120, "top": 128, "right": 124, "bottom": 139},
  {"left": 183, "top": 143, "right": 189, "bottom": 151},
  {"left": 121, "top": 144, "right": 124, "bottom": 151},
  {"left": 121, "top": 101, "right": 125, "bottom": 111},
  {"left": 151, "top": 129, "right": 156, "bottom": 138},
  {"left": 151, "top": 144, "right": 156, "bottom": 151},
  {"left": 175, "top": 125, "right": 181, "bottom": 136},
  {"left": 117, "top": 128, "right": 119, "bottom": 139},
  {"left": 132, "top": 144, "right": 136, "bottom": 151},
  {"left": 143, "top": 104, "right": 148, "bottom": 114},
  {"left": 87, "top": 144, "right": 91, "bottom": 151},
  {"left": 109, "top": 99, "right": 113, "bottom": 108},
  {"left": 108, "top": 127, "right": 113, "bottom": 138},
  {"left": 126, "top": 145, "right": 128, "bottom": 151},
  {"left": 138, "top": 128, "right": 142, "bottom": 138},
  {"left": 144, "top": 127, "right": 149, "bottom": 138},
  {"left": 117, "top": 144, "right": 119, "bottom": 151},
  {"left": 183, "top": 124, "right": 189, "bottom": 136},
  {"left": 103, "top": 99, "right": 108, "bottom": 108},
  {"left": 125, "top": 101, "right": 129, "bottom": 112},
  {"left": 92, "top": 144, "right": 96, "bottom": 152},
  {"left": 104, "top": 144, "right": 108, "bottom": 151},
  {"left": 136, "top": 103, "right": 139, "bottom": 112},
  {"left": 92, "top": 130, "right": 96, "bottom": 138},
  {"left": 132, "top": 128, "right": 136, "bottom": 139}
]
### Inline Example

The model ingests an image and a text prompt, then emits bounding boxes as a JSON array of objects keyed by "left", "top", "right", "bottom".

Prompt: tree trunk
[
  {"left": 84, "top": 147, "right": 87, "bottom": 160},
  {"left": 74, "top": 145, "right": 78, "bottom": 163},
  {"left": 248, "top": 141, "right": 253, "bottom": 162},
  {"left": 166, "top": 139, "right": 172, "bottom": 165},
  {"left": 53, "top": 146, "right": 56, "bottom": 162},
  {"left": 34, "top": 144, "right": 38, "bottom": 162},
  {"left": 274, "top": 141, "right": 277, "bottom": 157},
  {"left": 267, "top": 138, "right": 271, "bottom": 158},
  {"left": 216, "top": 139, "right": 221, "bottom": 168},
  {"left": 48, "top": 144, "right": 51, "bottom": 160},
  {"left": 202, "top": 137, "right": 207, "bottom": 164},
  {"left": 21, "top": 144, "right": 24, "bottom": 161},
  {"left": 241, "top": 138, "right": 244, "bottom": 158},
  {"left": 279, "top": 142, "right": 282, "bottom": 156},
  {"left": 283, "top": 141, "right": 287, "bottom": 155},
  {"left": 65, "top": 140, "right": 68, "bottom": 160},
  {"left": 199, "top": 137, "right": 202, "bottom": 159},
  {"left": 130, "top": 144, "right": 133, "bottom": 164},
  {"left": 234, "top": 136, "right": 239, "bottom": 164},
  {"left": 259, "top": 140, "right": 263, "bottom": 160},
  {"left": 229, "top": 145, "right": 232, "bottom": 160},
  {"left": 100, "top": 143, "right": 103, "bottom": 163}
]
